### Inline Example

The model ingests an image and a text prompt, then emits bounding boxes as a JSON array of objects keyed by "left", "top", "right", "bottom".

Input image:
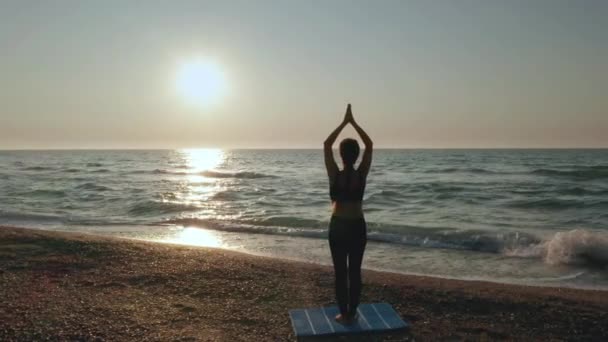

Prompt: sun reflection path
[
  {"left": 163, "top": 227, "right": 224, "bottom": 248},
  {"left": 182, "top": 148, "right": 224, "bottom": 173},
  {"left": 178, "top": 148, "right": 225, "bottom": 203}
]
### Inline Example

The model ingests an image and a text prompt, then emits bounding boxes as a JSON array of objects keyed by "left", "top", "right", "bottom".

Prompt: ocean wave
[
  {"left": 531, "top": 166, "right": 608, "bottom": 180},
  {"left": 159, "top": 217, "right": 328, "bottom": 238},
  {"left": 127, "top": 200, "right": 201, "bottom": 215},
  {"left": 74, "top": 182, "right": 112, "bottom": 192},
  {"left": 23, "top": 166, "right": 55, "bottom": 171},
  {"left": 159, "top": 217, "right": 539, "bottom": 252},
  {"left": 63, "top": 168, "right": 82, "bottom": 173},
  {"left": 426, "top": 167, "right": 498, "bottom": 174},
  {"left": 0, "top": 210, "right": 140, "bottom": 227},
  {"left": 365, "top": 190, "right": 407, "bottom": 203},
  {"left": 27, "top": 189, "right": 67, "bottom": 197},
  {"left": 558, "top": 187, "right": 593, "bottom": 196},
  {"left": 416, "top": 183, "right": 471, "bottom": 194},
  {"left": 54, "top": 167, "right": 110, "bottom": 174},
  {"left": 247, "top": 216, "right": 327, "bottom": 229},
  {"left": 562, "top": 187, "right": 608, "bottom": 196},
  {"left": 230, "top": 171, "right": 273, "bottom": 179},
  {"left": 0, "top": 210, "right": 65, "bottom": 224},
  {"left": 506, "top": 229, "right": 608, "bottom": 268},
  {"left": 507, "top": 198, "right": 584, "bottom": 210},
  {"left": 507, "top": 198, "right": 608, "bottom": 210},
  {"left": 144, "top": 169, "right": 276, "bottom": 179},
  {"left": 516, "top": 271, "right": 588, "bottom": 283},
  {"left": 150, "top": 169, "right": 185, "bottom": 175},
  {"left": 86, "top": 162, "right": 104, "bottom": 167},
  {"left": 542, "top": 229, "right": 608, "bottom": 267},
  {"left": 166, "top": 216, "right": 327, "bottom": 229},
  {"left": 129, "top": 169, "right": 187, "bottom": 175},
  {"left": 158, "top": 217, "right": 608, "bottom": 268},
  {"left": 209, "top": 190, "right": 240, "bottom": 201},
  {"left": 200, "top": 170, "right": 276, "bottom": 179}
]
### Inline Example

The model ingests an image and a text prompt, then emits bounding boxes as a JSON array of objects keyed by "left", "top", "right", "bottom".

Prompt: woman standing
[{"left": 323, "top": 104, "right": 373, "bottom": 324}]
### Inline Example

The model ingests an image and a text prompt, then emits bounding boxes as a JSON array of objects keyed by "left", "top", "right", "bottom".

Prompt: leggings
[{"left": 328, "top": 215, "right": 367, "bottom": 316}]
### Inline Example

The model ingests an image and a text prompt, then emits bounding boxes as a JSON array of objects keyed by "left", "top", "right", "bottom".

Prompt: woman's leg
[
  {"left": 329, "top": 238, "right": 348, "bottom": 315},
  {"left": 347, "top": 220, "right": 367, "bottom": 316},
  {"left": 329, "top": 218, "right": 349, "bottom": 316}
]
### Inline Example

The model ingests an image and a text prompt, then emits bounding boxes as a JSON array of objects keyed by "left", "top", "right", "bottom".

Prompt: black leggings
[{"left": 328, "top": 216, "right": 367, "bottom": 316}]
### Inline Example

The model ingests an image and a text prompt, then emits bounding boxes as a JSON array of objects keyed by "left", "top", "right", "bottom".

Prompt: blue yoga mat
[{"left": 289, "top": 303, "right": 409, "bottom": 338}]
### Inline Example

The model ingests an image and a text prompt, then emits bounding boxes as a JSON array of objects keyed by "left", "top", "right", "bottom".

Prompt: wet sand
[{"left": 1, "top": 226, "right": 607, "bottom": 341}]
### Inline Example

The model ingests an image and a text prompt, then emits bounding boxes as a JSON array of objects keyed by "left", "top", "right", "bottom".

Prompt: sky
[{"left": 1, "top": 0, "right": 607, "bottom": 149}]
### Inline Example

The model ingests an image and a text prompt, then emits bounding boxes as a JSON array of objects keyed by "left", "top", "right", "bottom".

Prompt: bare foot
[{"left": 335, "top": 314, "right": 354, "bottom": 325}]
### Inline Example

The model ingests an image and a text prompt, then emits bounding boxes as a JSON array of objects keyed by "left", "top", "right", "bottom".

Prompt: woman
[{"left": 323, "top": 103, "right": 373, "bottom": 324}]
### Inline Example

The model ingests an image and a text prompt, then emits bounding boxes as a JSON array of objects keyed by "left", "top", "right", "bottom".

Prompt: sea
[{"left": 1, "top": 149, "right": 607, "bottom": 289}]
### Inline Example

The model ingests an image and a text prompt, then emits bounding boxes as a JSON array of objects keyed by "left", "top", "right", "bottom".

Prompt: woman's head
[{"left": 339, "top": 138, "right": 360, "bottom": 167}]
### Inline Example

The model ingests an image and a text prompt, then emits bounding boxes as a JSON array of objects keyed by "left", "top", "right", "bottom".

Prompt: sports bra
[{"left": 329, "top": 169, "right": 365, "bottom": 202}]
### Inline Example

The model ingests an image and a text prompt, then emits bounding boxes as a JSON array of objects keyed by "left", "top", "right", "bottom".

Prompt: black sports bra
[{"left": 329, "top": 170, "right": 365, "bottom": 202}]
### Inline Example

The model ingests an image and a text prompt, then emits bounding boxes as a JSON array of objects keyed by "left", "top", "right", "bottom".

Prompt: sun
[{"left": 176, "top": 59, "right": 227, "bottom": 106}]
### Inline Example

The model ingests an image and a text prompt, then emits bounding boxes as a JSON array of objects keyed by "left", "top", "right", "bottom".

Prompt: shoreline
[
  {"left": 4, "top": 225, "right": 608, "bottom": 292},
  {"left": 1, "top": 225, "right": 607, "bottom": 340},
  {"left": 33, "top": 224, "right": 608, "bottom": 291}
]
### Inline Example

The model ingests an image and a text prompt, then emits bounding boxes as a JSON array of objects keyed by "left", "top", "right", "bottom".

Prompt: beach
[{"left": 1, "top": 226, "right": 607, "bottom": 341}]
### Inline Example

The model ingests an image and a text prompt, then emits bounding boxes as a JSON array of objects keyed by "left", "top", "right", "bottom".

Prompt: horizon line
[{"left": 1, "top": 147, "right": 607, "bottom": 151}]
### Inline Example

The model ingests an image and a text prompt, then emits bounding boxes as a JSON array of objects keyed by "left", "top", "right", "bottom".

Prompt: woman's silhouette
[{"left": 323, "top": 103, "right": 373, "bottom": 324}]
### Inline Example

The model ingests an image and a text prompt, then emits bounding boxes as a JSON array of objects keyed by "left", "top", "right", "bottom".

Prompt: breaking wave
[
  {"left": 541, "top": 229, "right": 608, "bottom": 267},
  {"left": 506, "top": 229, "right": 608, "bottom": 267}
]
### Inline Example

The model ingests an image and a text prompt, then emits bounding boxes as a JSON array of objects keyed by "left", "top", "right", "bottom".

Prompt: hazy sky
[{"left": 1, "top": 0, "right": 606, "bottom": 149}]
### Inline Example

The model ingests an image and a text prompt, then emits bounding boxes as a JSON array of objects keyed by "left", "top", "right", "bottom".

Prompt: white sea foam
[
  {"left": 505, "top": 229, "right": 608, "bottom": 267},
  {"left": 543, "top": 229, "right": 608, "bottom": 266}
]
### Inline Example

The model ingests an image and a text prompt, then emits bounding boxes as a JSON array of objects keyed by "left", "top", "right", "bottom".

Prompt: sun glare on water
[
  {"left": 176, "top": 59, "right": 227, "bottom": 107},
  {"left": 164, "top": 227, "right": 223, "bottom": 248},
  {"left": 183, "top": 148, "right": 224, "bottom": 173}
]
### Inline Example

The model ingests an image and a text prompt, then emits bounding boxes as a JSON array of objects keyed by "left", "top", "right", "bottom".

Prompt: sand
[{"left": 1, "top": 226, "right": 607, "bottom": 341}]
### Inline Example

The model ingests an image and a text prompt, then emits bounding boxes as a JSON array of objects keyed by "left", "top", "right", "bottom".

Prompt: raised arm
[
  {"left": 351, "top": 115, "right": 373, "bottom": 178},
  {"left": 324, "top": 108, "right": 349, "bottom": 182}
]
